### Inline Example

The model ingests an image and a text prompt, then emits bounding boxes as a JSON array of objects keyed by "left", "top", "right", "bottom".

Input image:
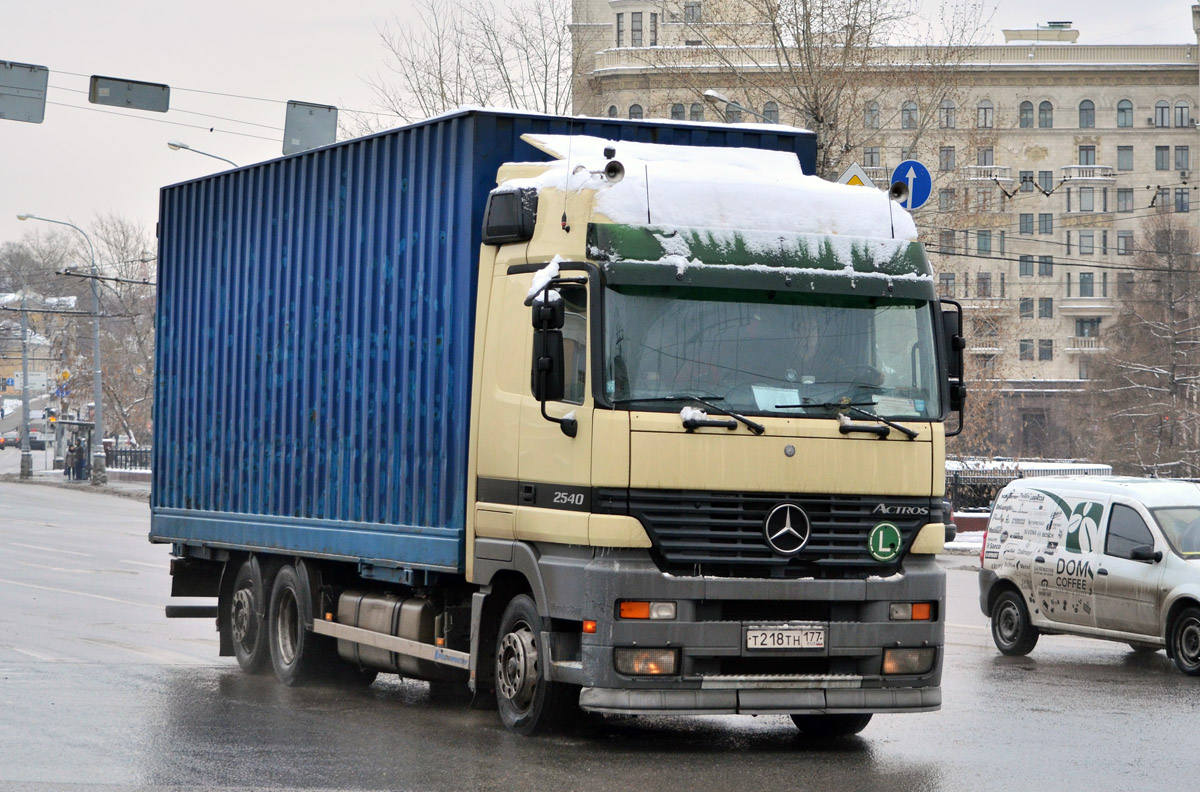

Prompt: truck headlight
[
  {"left": 618, "top": 601, "right": 677, "bottom": 620},
  {"left": 882, "top": 647, "right": 936, "bottom": 675},
  {"left": 614, "top": 648, "right": 679, "bottom": 675}
]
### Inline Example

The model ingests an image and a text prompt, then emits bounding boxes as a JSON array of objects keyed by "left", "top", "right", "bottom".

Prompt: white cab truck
[{"left": 979, "top": 477, "right": 1200, "bottom": 675}]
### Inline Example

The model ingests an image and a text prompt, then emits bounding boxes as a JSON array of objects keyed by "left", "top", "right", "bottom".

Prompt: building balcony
[
  {"left": 1060, "top": 165, "right": 1115, "bottom": 183},
  {"left": 1058, "top": 297, "right": 1116, "bottom": 316},
  {"left": 862, "top": 166, "right": 890, "bottom": 186},
  {"left": 1065, "top": 335, "right": 1106, "bottom": 354},
  {"left": 962, "top": 165, "right": 1013, "bottom": 183}
]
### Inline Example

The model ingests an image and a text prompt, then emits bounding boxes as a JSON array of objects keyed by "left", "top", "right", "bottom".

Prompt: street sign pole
[{"left": 19, "top": 296, "right": 31, "bottom": 479}]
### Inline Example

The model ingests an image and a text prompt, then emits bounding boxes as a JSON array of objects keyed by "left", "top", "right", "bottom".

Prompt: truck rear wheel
[
  {"left": 1169, "top": 606, "right": 1200, "bottom": 676},
  {"left": 494, "top": 594, "right": 577, "bottom": 735},
  {"left": 230, "top": 559, "right": 269, "bottom": 674},
  {"left": 268, "top": 564, "right": 324, "bottom": 685},
  {"left": 991, "top": 589, "right": 1039, "bottom": 656},
  {"left": 790, "top": 713, "right": 872, "bottom": 737}
]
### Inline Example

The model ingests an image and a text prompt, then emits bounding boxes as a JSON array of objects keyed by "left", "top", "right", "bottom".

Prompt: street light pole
[
  {"left": 166, "top": 139, "right": 238, "bottom": 168},
  {"left": 18, "top": 294, "right": 31, "bottom": 479},
  {"left": 16, "top": 213, "right": 107, "bottom": 485},
  {"left": 702, "top": 89, "right": 770, "bottom": 123}
]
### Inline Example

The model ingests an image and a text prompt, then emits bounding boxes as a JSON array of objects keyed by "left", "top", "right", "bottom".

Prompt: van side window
[{"left": 1105, "top": 504, "right": 1154, "bottom": 560}]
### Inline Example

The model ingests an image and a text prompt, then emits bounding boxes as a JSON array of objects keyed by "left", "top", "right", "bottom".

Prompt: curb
[{"left": 0, "top": 473, "right": 151, "bottom": 503}]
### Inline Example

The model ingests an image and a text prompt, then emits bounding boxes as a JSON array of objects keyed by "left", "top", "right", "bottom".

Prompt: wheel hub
[
  {"left": 231, "top": 588, "right": 255, "bottom": 644},
  {"left": 1181, "top": 619, "right": 1200, "bottom": 664},
  {"left": 497, "top": 627, "right": 538, "bottom": 708}
]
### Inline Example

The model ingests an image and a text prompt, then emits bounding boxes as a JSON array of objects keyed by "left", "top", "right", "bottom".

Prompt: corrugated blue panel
[{"left": 151, "top": 109, "right": 817, "bottom": 572}]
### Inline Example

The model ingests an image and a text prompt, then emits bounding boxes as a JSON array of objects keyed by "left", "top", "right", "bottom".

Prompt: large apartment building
[{"left": 571, "top": 2, "right": 1200, "bottom": 456}]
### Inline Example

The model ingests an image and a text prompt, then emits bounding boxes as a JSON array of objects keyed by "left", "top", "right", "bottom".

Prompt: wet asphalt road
[{"left": 1, "top": 477, "right": 1198, "bottom": 792}]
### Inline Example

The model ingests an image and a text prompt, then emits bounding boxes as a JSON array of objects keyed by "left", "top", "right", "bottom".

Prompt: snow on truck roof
[{"left": 516, "top": 133, "right": 919, "bottom": 243}]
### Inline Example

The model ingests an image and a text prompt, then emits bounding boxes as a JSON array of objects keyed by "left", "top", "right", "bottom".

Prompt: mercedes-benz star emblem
[{"left": 764, "top": 502, "right": 811, "bottom": 555}]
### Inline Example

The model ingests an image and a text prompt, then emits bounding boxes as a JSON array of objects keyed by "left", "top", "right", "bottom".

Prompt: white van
[{"left": 978, "top": 477, "right": 1200, "bottom": 676}]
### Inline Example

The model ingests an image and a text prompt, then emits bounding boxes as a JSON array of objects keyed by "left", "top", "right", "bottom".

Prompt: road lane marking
[
  {"left": 8, "top": 542, "right": 92, "bottom": 557},
  {"left": 948, "top": 622, "right": 988, "bottom": 631},
  {"left": 119, "top": 560, "right": 161, "bottom": 569},
  {"left": 76, "top": 637, "right": 211, "bottom": 665},
  {"left": 5, "top": 645, "right": 68, "bottom": 662},
  {"left": 0, "top": 576, "right": 159, "bottom": 609},
  {"left": 14, "top": 561, "right": 137, "bottom": 574}
]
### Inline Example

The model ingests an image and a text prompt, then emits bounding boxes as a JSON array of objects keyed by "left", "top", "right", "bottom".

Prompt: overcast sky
[{"left": 0, "top": 0, "right": 1193, "bottom": 252}]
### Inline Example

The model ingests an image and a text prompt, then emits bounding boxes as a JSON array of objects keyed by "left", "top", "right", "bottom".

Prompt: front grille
[{"left": 607, "top": 489, "right": 934, "bottom": 579}]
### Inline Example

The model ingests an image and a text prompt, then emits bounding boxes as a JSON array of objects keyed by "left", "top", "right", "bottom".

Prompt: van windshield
[
  {"left": 1152, "top": 508, "right": 1200, "bottom": 557},
  {"left": 603, "top": 285, "right": 941, "bottom": 420}
]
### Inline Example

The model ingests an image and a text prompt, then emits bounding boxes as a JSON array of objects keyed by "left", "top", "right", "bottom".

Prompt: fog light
[
  {"left": 614, "top": 647, "right": 679, "bottom": 676},
  {"left": 890, "top": 602, "right": 934, "bottom": 621},
  {"left": 618, "top": 601, "right": 677, "bottom": 620},
  {"left": 882, "top": 647, "right": 936, "bottom": 675}
]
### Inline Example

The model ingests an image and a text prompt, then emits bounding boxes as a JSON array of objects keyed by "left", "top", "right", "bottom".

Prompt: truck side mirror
[
  {"left": 529, "top": 288, "right": 578, "bottom": 438},
  {"left": 939, "top": 298, "right": 967, "bottom": 435}
]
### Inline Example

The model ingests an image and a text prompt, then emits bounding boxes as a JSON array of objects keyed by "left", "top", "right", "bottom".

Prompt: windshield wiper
[
  {"left": 776, "top": 399, "right": 919, "bottom": 440},
  {"left": 613, "top": 393, "right": 765, "bottom": 435}
]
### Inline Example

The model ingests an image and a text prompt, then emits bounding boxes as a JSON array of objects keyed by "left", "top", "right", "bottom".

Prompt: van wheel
[
  {"left": 1169, "top": 607, "right": 1200, "bottom": 676},
  {"left": 494, "top": 594, "right": 577, "bottom": 735},
  {"left": 230, "top": 559, "right": 269, "bottom": 673},
  {"left": 991, "top": 590, "right": 1039, "bottom": 656},
  {"left": 790, "top": 713, "right": 872, "bottom": 737}
]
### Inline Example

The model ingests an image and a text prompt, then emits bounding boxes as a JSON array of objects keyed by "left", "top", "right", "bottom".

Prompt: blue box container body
[{"left": 151, "top": 109, "right": 818, "bottom": 573}]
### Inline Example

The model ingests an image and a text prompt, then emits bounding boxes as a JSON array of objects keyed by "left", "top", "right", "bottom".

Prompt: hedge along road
[{"left": 0, "top": 480, "right": 1196, "bottom": 792}]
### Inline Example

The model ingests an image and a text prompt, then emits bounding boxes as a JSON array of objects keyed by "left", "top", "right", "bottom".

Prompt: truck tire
[
  {"left": 790, "top": 713, "right": 872, "bottom": 737},
  {"left": 230, "top": 558, "right": 269, "bottom": 674},
  {"left": 495, "top": 594, "right": 577, "bottom": 735},
  {"left": 991, "top": 589, "right": 1039, "bottom": 656},
  {"left": 1169, "top": 606, "right": 1200, "bottom": 676},
  {"left": 268, "top": 564, "right": 325, "bottom": 685}
]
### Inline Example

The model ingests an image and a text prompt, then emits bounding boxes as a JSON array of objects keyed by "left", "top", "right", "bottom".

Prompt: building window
[
  {"left": 938, "top": 189, "right": 955, "bottom": 212},
  {"left": 615, "top": 13, "right": 624, "bottom": 46},
  {"left": 607, "top": 105, "right": 618, "bottom": 118},
  {"left": 1158, "top": 187, "right": 1171, "bottom": 210},
  {"left": 1019, "top": 213, "right": 1033, "bottom": 234},
  {"left": 1078, "top": 145, "right": 1096, "bottom": 166},
  {"left": 1080, "top": 231, "right": 1094, "bottom": 255},
  {"left": 938, "top": 272, "right": 955, "bottom": 298},
  {"left": 1156, "top": 100, "right": 1170, "bottom": 127},
  {"left": 1038, "top": 255, "right": 1054, "bottom": 276},
  {"left": 901, "top": 101, "right": 918, "bottom": 129},
  {"left": 977, "top": 147, "right": 994, "bottom": 167},
  {"left": 724, "top": 105, "right": 741, "bottom": 123},
  {"left": 976, "top": 99, "right": 993, "bottom": 128},
  {"left": 939, "top": 146, "right": 955, "bottom": 171},
  {"left": 1019, "top": 339, "right": 1034, "bottom": 360},
  {"left": 1177, "top": 146, "right": 1190, "bottom": 170},
  {"left": 684, "top": 2, "right": 702, "bottom": 22},
  {"left": 1117, "top": 230, "right": 1133, "bottom": 255},
  {"left": 650, "top": 12, "right": 658, "bottom": 45},
  {"left": 977, "top": 231, "right": 992, "bottom": 256},
  {"left": 864, "top": 101, "right": 880, "bottom": 129},
  {"left": 671, "top": 103, "right": 685, "bottom": 120},
  {"left": 1078, "top": 99, "right": 1095, "bottom": 128},
  {"left": 1018, "top": 170, "right": 1033, "bottom": 192},
  {"left": 1079, "top": 271, "right": 1095, "bottom": 296},
  {"left": 1019, "top": 298, "right": 1034, "bottom": 318},
  {"left": 1039, "top": 100, "right": 1054, "bottom": 128},
  {"left": 1118, "top": 271, "right": 1135, "bottom": 295},
  {"left": 900, "top": 146, "right": 915, "bottom": 161},
  {"left": 863, "top": 146, "right": 880, "bottom": 167},
  {"left": 1038, "top": 339, "right": 1053, "bottom": 361},
  {"left": 1077, "top": 318, "right": 1101, "bottom": 337},
  {"left": 1156, "top": 146, "right": 1170, "bottom": 170},
  {"left": 1039, "top": 297, "right": 1053, "bottom": 318},
  {"left": 976, "top": 188, "right": 992, "bottom": 212},
  {"left": 1038, "top": 170, "right": 1054, "bottom": 193},
  {"left": 938, "top": 230, "right": 955, "bottom": 251},
  {"left": 1117, "top": 188, "right": 1133, "bottom": 212},
  {"left": 977, "top": 271, "right": 992, "bottom": 296},
  {"left": 1020, "top": 255, "right": 1034, "bottom": 276},
  {"left": 763, "top": 101, "right": 779, "bottom": 124},
  {"left": 1117, "top": 99, "right": 1133, "bottom": 127},
  {"left": 631, "top": 12, "right": 643, "bottom": 45},
  {"left": 690, "top": 103, "right": 704, "bottom": 121},
  {"left": 1178, "top": 189, "right": 1191, "bottom": 213},
  {"left": 939, "top": 99, "right": 956, "bottom": 128},
  {"left": 629, "top": 104, "right": 643, "bottom": 119},
  {"left": 1038, "top": 213, "right": 1053, "bottom": 234},
  {"left": 1177, "top": 101, "right": 1191, "bottom": 128},
  {"left": 1019, "top": 101, "right": 1034, "bottom": 128},
  {"left": 1118, "top": 146, "right": 1133, "bottom": 171},
  {"left": 1079, "top": 187, "right": 1094, "bottom": 212}
]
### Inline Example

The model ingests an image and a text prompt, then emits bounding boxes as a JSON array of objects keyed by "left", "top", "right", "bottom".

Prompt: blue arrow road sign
[{"left": 890, "top": 160, "right": 932, "bottom": 210}]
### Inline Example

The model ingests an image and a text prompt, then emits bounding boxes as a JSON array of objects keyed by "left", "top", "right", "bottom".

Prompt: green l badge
[{"left": 868, "top": 522, "right": 902, "bottom": 562}]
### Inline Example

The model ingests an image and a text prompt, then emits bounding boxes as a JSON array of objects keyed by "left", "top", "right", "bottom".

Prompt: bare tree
[
  {"left": 351, "top": 0, "right": 576, "bottom": 131},
  {"left": 1087, "top": 212, "right": 1200, "bottom": 477}
]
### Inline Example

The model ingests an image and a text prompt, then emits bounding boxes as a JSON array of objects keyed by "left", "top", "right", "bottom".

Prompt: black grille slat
[{"left": 618, "top": 489, "right": 934, "bottom": 580}]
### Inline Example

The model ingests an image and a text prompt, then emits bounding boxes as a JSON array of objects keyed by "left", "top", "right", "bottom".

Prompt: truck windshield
[
  {"left": 1151, "top": 508, "right": 1200, "bottom": 557},
  {"left": 604, "top": 284, "right": 941, "bottom": 420}
]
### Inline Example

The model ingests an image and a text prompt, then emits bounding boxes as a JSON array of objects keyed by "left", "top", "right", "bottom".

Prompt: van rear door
[{"left": 1031, "top": 489, "right": 1103, "bottom": 630}]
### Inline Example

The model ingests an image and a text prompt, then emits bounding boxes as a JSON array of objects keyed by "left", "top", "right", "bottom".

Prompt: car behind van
[{"left": 978, "top": 477, "right": 1200, "bottom": 676}]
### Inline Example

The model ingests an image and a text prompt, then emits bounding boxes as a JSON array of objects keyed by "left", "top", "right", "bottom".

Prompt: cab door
[{"left": 1093, "top": 501, "right": 1166, "bottom": 637}]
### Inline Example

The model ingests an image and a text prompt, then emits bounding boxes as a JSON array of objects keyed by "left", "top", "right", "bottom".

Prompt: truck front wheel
[
  {"left": 494, "top": 594, "right": 577, "bottom": 735},
  {"left": 230, "top": 558, "right": 269, "bottom": 673},
  {"left": 790, "top": 713, "right": 872, "bottom": 737},
  {"left": 991, "top": 589, "right": 1039, "bottom": 656}
]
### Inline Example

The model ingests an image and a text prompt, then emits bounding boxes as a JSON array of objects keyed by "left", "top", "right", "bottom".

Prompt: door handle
[
  {"left": 520, "top": 483, "right": 536, "bottom": 504},
  {"left": 1097, "top": 568, "right": 1108, "bottom": 576},
  {"left": 1035, "top": 556, "right": 1045, "bottom": 563}
]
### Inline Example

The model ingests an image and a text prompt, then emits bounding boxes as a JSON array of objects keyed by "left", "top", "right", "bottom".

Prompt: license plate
[{"left": 745, "top": 624, "right": 825, "bottom": 650}]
